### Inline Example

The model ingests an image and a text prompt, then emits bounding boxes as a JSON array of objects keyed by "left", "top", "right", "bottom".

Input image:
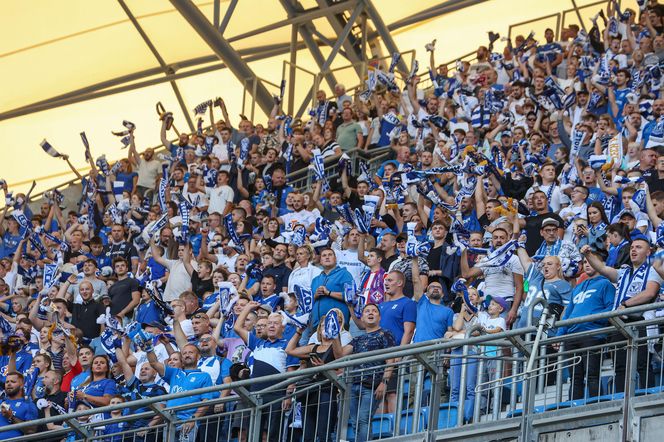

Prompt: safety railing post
[
  {"left": 510, "top": 359, "right": 519, "bottom": 412},
  {"left": 247, "top": 394, "right": 263, "bottom": 442},
  {"left": 459, "top": 324, "right": 483, "bottom": 426},
  {"left": 492, "top": 358, "right": 504, "bottom": 421},
  {"left": 394, "top": 363, "right": 404, "bottom": 434},
  {"left": 411, "top": 362, "right": 424, "bottom": 433},
  {"left": 622, "top": 334, "right": 638, "bottom": 442},
  {"left": 338, "top": 367, "right": 351, "bottom": 441},
  {"left": 473, "top": 356, "right": 485, "bottom": 422},
  {"left": 555, "top": 342, "right": 565, "bottom": 404}
]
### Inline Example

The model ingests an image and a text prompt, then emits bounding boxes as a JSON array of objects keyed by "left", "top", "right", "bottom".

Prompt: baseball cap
[
  {"left": 541, "top": 218, "right": 560, "bottom": 228},
  {"left": 619, "top": 209, "right": 636, "bottom": 219},
  {"left": 486, "top": 295, "right": 509, "bottom": 311},
  {"left": 257, "top": 304, "right": 273, "bottom": 315}
]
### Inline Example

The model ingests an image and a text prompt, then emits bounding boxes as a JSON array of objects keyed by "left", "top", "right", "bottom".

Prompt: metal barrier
[{"left": 5, "top": 300, "right": 664, "bottom": 442}]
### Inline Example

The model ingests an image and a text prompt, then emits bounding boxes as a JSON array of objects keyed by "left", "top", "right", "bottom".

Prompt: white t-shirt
[
  {"left": 214, "top": 252, "right": 238, "bottom": 272},
  {"left": 206, "top": 185, "right": 234, "bottom": 215},
  {"left": 478, "top": 311, "right": 506, "bottom": 333},
  {"left": 334, "top": 249, "right": 368, "bottom": 286},
  {"left": 288, "top": 263, "right": 323, "bottom": 293},
  {"left": 162, "top": 259, "right": 196, "bottom": 302},
  {"left": 559, "top": 204, "right": 587, "bottom": 242},
  {"left": 280, "top": 209, "right": 317, "bottom": 230},
  {"left": 478, "top": 254, "right": 523, "bottom": 302},
  {"left": 212, "top": 142, "right": 233, "bottom": 171}
]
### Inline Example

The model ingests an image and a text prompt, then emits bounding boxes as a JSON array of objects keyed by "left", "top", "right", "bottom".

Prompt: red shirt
[{"left": 61, "top": 360, "right": 82, "bottom": 392}]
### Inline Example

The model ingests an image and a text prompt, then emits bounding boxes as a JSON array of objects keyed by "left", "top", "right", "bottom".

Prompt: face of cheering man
[
  {"left": 630, "top": 239, "right": 651, "bottom": 266},
  {"left": 181, "top": 344, "right": 200, "bottom": 369}
]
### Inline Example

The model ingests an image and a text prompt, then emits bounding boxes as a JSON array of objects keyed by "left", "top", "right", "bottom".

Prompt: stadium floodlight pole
[
  {"left": 117, "top": 0, "right": 195, "bottom": 132},
  {"left": 169, "top": 0, "right": 275, "bottom": 116}
]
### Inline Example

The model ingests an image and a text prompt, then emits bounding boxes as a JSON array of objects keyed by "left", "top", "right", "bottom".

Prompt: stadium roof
[{"left": 1, "top": 0, "right": 615, "bottom": 195}]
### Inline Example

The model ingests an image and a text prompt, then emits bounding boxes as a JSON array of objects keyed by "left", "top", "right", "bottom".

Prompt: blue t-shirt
[
  {"left": 82, "top": 378, "right": 117, "bottom": 400},
  {"left": 1, "top": 231, "right": 24, "bottom": 258},
  {"left": 147, "top": 257, "right": 167, "bottom": 280},
  {"left": 115, "top": 171, "right": 138, "bottom": 193},
  {"left": 537, "top": 42, "right": 562, "bottom": 62},
  {"left": 136, "top": 300, "right": 162, "bottom": 325},
  {"left": 379, "top": 296, "right": 417, "bottom": 345},
  {"left": 611, "top": 88, "right": 630, "bottom": 124},
  {"left": 462, "top": 210, "right": 481, "bottom": 232},
  {"left": 0, "top": 398, "right": 38, "bottom": 439},
  {"left": 0, "top": 351, "right": 32, "bottom": 383},
  {"left": 163, "top": 367, "right": 216, "bottom": 420},
  {"left": 310, "top": 266, "right": 355, "bottom": 328},
  {"left": 413, "top": 296, "right": 454, "bottom": 343},
  {"left": 71, "top": 370, "right": 91, "bottom": 390}
]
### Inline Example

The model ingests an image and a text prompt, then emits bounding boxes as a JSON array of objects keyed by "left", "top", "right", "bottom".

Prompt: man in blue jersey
[
  {"left": 534, "top": 28, "right": 563, "bottom": 70},
  {"left": 146, "top": 342, "right": 215, "bottom": 442},
  {"left": 115, "top": 346, "right": 167, "bottom": 440},
  {"left": 606, "top": 69, "right": 632, "bottom": 126},
  {"left": 234, "top": 301, "right": 299, "bottom": 441},
  {"left": 0, "top": 372, "right": 38, "bottom": 439},
  {"left": 555, "top": 257, "right": 615, "bottom": 400}
]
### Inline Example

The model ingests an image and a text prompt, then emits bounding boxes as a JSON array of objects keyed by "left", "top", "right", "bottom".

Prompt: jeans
[
  {"left": 347, "top": 383, "right": 380, "bottom": 442},
  {"left": 449, "top": 347, "right": 478, "bottom": 423},
  {"left": 567, "top": 336, "right": 604, "bottom": 400}
]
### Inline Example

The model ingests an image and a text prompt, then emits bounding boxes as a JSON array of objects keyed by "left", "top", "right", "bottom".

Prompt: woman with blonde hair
[{"left": 287, "top": 245, "right": 322, "bottom": 293}]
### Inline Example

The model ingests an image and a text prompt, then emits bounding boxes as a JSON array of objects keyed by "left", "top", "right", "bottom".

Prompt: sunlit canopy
[{"left": 0, "top": 0, "right": 636, "bottom": 196}]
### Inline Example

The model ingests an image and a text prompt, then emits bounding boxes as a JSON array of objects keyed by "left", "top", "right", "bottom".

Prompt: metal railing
[{"left": 5, "top": 300, "right": 664, "bottom": 442}]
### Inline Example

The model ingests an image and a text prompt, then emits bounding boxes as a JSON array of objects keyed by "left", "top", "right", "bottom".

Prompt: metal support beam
[
  {"left": 230, "top": 0, "right": 357, "bottom": 43},
  {"left": 65, "top": 417, "right": 91, "bottom": 439},
  {"left": 322, "top": 369, "right": 347, "bottom": 391},
  {"left": 170, "top": 0, "right": 274, "bottom": 116},
  {"left": 320, "top": 3, "right": 364, "bottom": 71},
  {"left": 219, "top": 0, "right": 238, "bottom": 34},
  {"left": 213, "top": 0, "right": 220, "bottom": 28},
  {"left": 316, "top": 0, "right": 364, "bottom": 76},
  {"left": 0, "top": 43, "right": 301, "bottom": 121},
  {"left": 280, "top": 0, "right": 338, "bottom": 90},
  {"left": 310, "top": 29, "right": 350, "bottom": 61},
  {"left": 117, "top": 0, "right": 195, "bottom": 132},
  {"left": 287, "top": 25, "right": 298, "bottom": 115},
  {"left": 362, "top": 0, "right": 409, "bottom": 74},
  {"left": 570, "top": 0, "right": 588, "bottom": 33},
  {"left": 609, "top": 317, "right": 637, "bottom": 339},
  {"left": 235, "top": 386, "right": 259, "bottom": 407}
]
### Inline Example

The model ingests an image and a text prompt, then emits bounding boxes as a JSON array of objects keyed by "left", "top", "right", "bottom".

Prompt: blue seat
[
  {"left": 636, "top": 385, "right": 664, "bottom": 396},
  {"left": 420, "top": 402, "right": 458, "bottom": 430},
  {"left": 583, "top": 392, "right": 624, "bottom": 403},
  {"left": 371, "top": 413, "right": 394, "bottom": 439},
  {"left": 401, "top": 379, "right": 410, "bottom": 410},
  {"left": 399, "top": 409, "right": 417, "bottom": 434}
]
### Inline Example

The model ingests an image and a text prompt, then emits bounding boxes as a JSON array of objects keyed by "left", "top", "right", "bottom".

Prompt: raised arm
[
  {"left": 234, "top": 301, "right": 260, "bottom": 344},
  {"left": 580, "top": 244, "right": 618, "bottom": 282}
]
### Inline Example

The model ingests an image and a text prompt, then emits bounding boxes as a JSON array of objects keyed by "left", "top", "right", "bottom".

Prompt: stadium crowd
[{"left": 4, "top": 1, "right": 664, "bottom": 441}]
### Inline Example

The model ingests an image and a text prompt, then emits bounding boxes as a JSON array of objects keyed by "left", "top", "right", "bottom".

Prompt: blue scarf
[{"left": 606, "top": 240, "right": 628, "bottom": 267}]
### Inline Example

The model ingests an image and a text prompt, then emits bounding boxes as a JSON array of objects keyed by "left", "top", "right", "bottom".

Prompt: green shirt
[{"left": 336, "top": 122, "right": 362, "bottom": 150}]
